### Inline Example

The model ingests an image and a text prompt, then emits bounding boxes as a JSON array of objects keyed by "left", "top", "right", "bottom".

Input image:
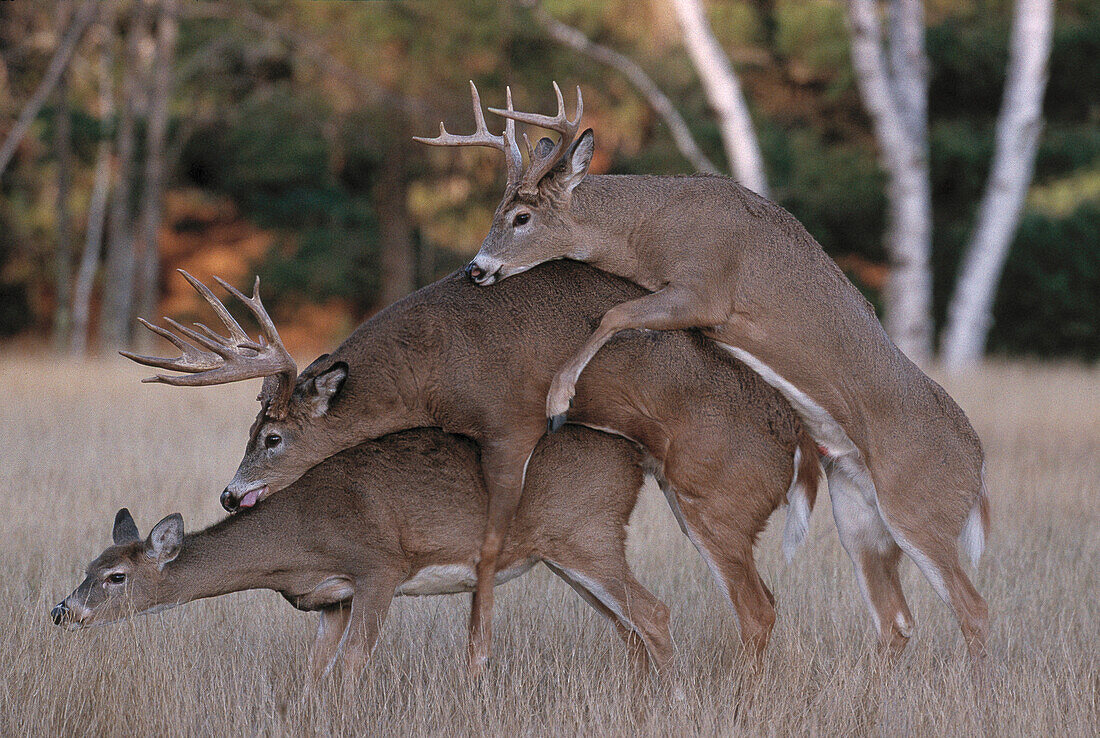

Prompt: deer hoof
[{"left": 547, "top": 413, "right": 569, "bottom": 433}]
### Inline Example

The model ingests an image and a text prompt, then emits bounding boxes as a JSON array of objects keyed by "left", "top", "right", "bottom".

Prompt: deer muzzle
[
  {"left": 464, "top": 256, "right": 502, "bottom": 286},
  {"left": 221, "top": 484, "right": 269, "bottom": 512}
]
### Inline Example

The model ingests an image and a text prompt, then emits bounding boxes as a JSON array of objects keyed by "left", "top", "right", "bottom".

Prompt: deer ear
[
  {"left": 307, "top": 362, "right": 348, "bottom": 417},
  {"left": 113, "top": 508, "right": 139, "bottom": 545},
  {"left": 533, "top": 136, "right": 555, "bottom": 160},
  {"left": 145, "top": 514, "right": 183, "bottom": 570},
  {"left": 559, "top": 128, "right": 594, "bottom": 197}
]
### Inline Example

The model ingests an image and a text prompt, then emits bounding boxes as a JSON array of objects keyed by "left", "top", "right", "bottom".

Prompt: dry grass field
[{"left": 1, "top": 355, "right": 1097, "bottom": 736}]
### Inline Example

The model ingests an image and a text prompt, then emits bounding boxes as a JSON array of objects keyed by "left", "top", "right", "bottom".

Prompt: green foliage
[{"left": 989, "top": 203, "right": 1100, "bottom": 360}]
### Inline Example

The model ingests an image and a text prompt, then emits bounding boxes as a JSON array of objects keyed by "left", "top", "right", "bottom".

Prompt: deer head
[
  {"left": 415, "top": 82, "right": 593, "bottom": 285},
  {"left": 51, "top": 509, "right": 184, "bottom": 629},
  {"left": 123, "top": 271, "right": 354, "bottom": 512}
]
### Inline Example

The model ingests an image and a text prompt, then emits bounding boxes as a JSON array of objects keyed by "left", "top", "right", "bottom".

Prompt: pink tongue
[{"left": 240, "top": 488, "right": 261, "bottom": 508}]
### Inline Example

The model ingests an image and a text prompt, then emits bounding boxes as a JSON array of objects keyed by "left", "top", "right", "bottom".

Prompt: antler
[
  {"left": 120, "top": 270, "right": 298, "bottom": 419},
  {"left": 488, "top": 81, "right": 583, "bottom": 198},
  {"left": 413, "top": 81, "right": 524, "bottom": 189}
]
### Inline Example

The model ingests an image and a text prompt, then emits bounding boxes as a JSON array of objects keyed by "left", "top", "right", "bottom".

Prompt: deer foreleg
[
  {"left": 338, "top": 570, "right": 402, "bottom": 681},
  {"left": 548, "top": 286, "right": 714, "bottom": 427}
]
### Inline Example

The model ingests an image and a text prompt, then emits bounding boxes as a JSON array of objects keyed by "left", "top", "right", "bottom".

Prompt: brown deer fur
[
  {"left": 460, "top": 131, "right": 990, "bottom": 674},
  {"left": 52, "top": 427, "right": 675, "bottom": 681},
  {"left": 128, "top": 261, "right": 820, "bottom": 671}
]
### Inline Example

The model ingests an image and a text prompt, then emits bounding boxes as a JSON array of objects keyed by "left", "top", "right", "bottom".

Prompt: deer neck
[
  {"left": 156, "top": 501, "right": 315, "bottom": 605},
  {"left": 569, "top": 176, "right": 657, "bottom": 288}
]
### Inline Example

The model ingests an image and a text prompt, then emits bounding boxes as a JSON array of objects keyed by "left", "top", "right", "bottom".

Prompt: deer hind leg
[
  {"left": 544, "top": 562, "right": 653, "bottom": 683},
  {"left": 309, "top": 603, "right": 352, "bottom": 680},
  {"left": 545, "top": 557, "right": 674, "bottom": 678},
  {"left": 547, "top": 286, "right": 714, "bottom": 428},
  {"left": 668, "top": 491, "right": 776, "bottom": 658},
  {"left": 467, "top": 439, "right": 542, "bottom": 675},
  {"left": 875, "top": 490, "right": 990, "bottom": 674},
  {"left": 828, "top": 463, "right": 914, "bottom": 651}
]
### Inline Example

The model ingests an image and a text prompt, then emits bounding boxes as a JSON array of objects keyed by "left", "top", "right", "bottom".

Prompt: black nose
[
  {"left": 464, "top": 261, "right": 483, "bottom": 281},
  {"left": 51, "top": 603, "right": 68, "bottom": 625},
  {"left": 221, "top": 487, "right": 239, "bottom": 513}
]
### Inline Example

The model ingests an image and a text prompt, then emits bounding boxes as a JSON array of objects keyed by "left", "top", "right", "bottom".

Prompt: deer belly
[{"left": 395, "top": 559, "right": 537, "bottom": 597}]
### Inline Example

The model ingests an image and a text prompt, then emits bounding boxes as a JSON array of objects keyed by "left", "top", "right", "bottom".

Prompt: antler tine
[
  {"left": 177, "top": 269, "right": 250, "bottom": 347},
  {"left": 413, "top": 81, "right": 501, "bottom": 148},
  {"left": 211, "top": 276, "right": 292, "bottom": 359},
  {"left": 413, "top": 82, "right": 525, "bottom": 188},
  {"left": 487, "top": 82, "right": 584, "bottom": 195},
  {"left": 121, "top": 272, "right": 298, "bottom": 419},
  {"left": 502, "top": 86, "right": 524, "bottom": 188}
]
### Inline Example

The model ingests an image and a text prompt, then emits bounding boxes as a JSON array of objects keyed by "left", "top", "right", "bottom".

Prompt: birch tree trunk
[
  {"left": 52, "top": 0, "right": 75, "bottom": 351},
  {"left": 71, "top": 3, "right": 117, "bottom": 356},
  {"left": 99, "top": 2, "right": 148, "bottom": 351},
  {"left": 941, "top": 0, "right": 1054, "bottom": 370},
  {"left": 0, "top": 0, "right": 99, "bottom": 180},
  {"left": 134, "top": 0, "right": 179, "bottom": 347},
  {"left": 668, "top": 0, "right": 769, "bottom": 195},
  {"left": 846, "top": 0, "right": 933, "bottom": 363}
]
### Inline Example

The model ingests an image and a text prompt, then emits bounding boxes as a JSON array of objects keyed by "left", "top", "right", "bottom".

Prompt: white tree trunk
[
  {"left": 71, "top": 4, "right": 116, "bottom": 356},
  {"left": 846, "top": 0, "right": 933, "bottom": 362},
  {"left": 941, "top": 0, "right": 1054, "bottom": 370},
  {"left": 668, "top": 0, "right": 769, "bottom": 195}
]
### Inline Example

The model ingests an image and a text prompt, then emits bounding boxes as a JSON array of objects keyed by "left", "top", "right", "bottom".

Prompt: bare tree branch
[
  {"left": 846, "top": 0, "right": 933, "bottom": 362},
  {"left": 0, "top": 0, "right": 100, "bottom": 179},
  {"left": 520, "top": 0, "right": 717, "bottom": 174},
  {"left": 941, "top": 0, "right": 1054, "bottom": 369},
  {"left": 668, "top": 0, "right": 769, "bottom": 195}
]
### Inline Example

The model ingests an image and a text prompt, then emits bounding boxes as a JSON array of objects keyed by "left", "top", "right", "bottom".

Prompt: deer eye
[
  {"left": 264, "top": 433, "right": 282, "bottom": 449},
  {"left": 512, "top": 212, "right": 530, "bottom": 227},
  {"left": 106, "top": 572, "right": 126, "bottom": 585}
]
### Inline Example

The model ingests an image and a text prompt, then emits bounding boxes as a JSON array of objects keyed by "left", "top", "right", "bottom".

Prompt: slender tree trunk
[
  {"left": 52, "top": 0, "right": 76, "bottom": 351},
  {"left": 941, "top": 0, "right": 1054, "bottom": 370},
  {"left": 0, "top": 0, "right": 99, "bottom": 180},
  {"left": 134, "top": 0, "right": 178, "bottom": 346},
  {"left": 99, "top": 1, "right": 148, "bottom": 351},
  {"left": 668, "top": 0, "right": 769, "bottom": 195},
  {"left": 846, "top": 0, "right": 933, "bottom": 363},
  {"left": 522, "top": 0, "right": 717, "bottom": 173},
  {"left": 374, "top": 145, "right": 416, "bottom": 308},
  {"left": 71, "top": 3, "right": 117, "bottom": 356}
]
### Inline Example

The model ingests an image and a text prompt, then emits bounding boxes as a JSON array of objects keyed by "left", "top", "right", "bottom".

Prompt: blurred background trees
[{"left": 0, "top": 0, "right": 1096, "bottom": 363}]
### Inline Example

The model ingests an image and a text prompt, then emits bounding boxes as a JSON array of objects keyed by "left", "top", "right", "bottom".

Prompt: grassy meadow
[{"left": 0, "top": 356, "right": 1097, "bottom": 736}]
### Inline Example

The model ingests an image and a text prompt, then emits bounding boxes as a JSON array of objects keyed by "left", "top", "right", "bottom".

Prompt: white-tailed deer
[
  {"left": 51, "top": 427, "right": 674, "bottom": 681},
  {"left": 416, "top": 83, "right": 990, "bottom": 675},
  {"left": 123, "top": 262, "right": 820, "bottom": 672}
]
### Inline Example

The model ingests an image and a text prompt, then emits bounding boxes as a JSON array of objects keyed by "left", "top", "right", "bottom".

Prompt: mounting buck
[
  {"left": 52, "top": 427, "right": 675, "bottom": 681},
  {"left": 124, "top": 263, "right": 820, "bottom": 672},
  {"left": 416, "top": 82, "right": 990, "bottom": 676}
]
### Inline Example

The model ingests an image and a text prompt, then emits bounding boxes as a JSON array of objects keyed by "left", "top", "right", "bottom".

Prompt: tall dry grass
[{"left": 1, "top": 356, "right": 1097, "bottom": 736}]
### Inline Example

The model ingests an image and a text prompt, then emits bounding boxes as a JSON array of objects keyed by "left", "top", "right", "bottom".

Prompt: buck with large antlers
[
  {"left": 125, "top": 262, "right": 820, "bottom": 672},
  {"left": 415, "top": 82, "right": 990, "bottom": 677},
  {"left": 52, "top": 427, "right": 675, "bottom": 682}
]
